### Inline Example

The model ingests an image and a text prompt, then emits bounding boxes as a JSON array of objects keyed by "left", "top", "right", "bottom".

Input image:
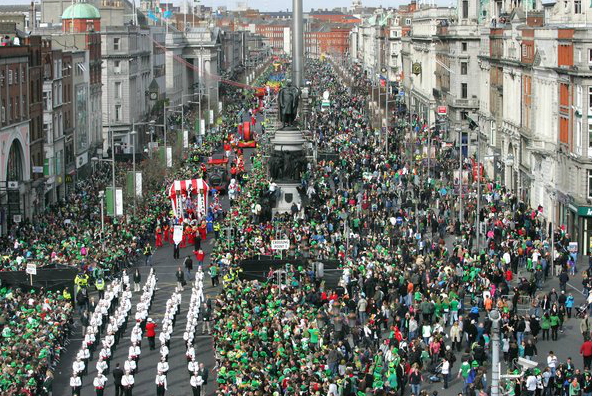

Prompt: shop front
[{"left": 578, "top": 205, "right": 592, "bottom": 255}]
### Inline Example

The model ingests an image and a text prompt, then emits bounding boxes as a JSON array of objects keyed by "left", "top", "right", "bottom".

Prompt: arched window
[{"left": 6, "top": 140, "right": 23, "bottom": 182}]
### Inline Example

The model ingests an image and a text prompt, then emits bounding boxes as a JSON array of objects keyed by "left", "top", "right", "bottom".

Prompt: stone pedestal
[
  {"left": 269, "top": 126, "right": 306, "bottom": 214},
  {"left": 272, "top": 183, "right": 301, "bottom": 215},
  {"left": 270, "top": 126, "right": 306, "bottom": 152}
]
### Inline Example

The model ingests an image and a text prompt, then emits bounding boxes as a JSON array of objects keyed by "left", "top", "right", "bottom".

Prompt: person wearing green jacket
[
  {"left": 569, "top": 377, "right": 581, "bottom": 396},
  {"left": 541, "top": 313, "right": 551, "bottom": 341},
  {"left": 550, "top": 313, "right": 560, "bottom": 340}
]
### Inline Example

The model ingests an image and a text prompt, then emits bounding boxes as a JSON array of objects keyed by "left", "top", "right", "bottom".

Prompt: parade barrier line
[{"left": 0, "top": 264, "right": 78, "bottom": 291}]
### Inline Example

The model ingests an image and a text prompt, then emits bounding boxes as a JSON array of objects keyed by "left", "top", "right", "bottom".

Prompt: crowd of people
[
  {"left": 0, "top": 51, "right": 583, "bottom": 396},
  {"left": 0, "top": 288, "right": 73, "bottom": 395},
  {"left": 209, "top": 58, "right": 581, "bottom": 396},
  {"left": 0, "top": 51, "right": 277, "bottom": 395}
]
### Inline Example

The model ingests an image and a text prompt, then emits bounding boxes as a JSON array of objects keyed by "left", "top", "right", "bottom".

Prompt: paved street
[
  {"left": 52, "top": 110, "right": 264, "bottom": 396},
  {"left": 53, "top": 218, "right": 220, "bottom": 396}
]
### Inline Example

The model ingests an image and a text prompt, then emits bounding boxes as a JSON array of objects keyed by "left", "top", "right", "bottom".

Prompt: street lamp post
[
  {"left": 457, "top": 127, "right": 464, "bottom": 223},
  {"left": 381, "top": 67, "right": 389, "bottom": 155},
  {"left": 130, "top": 128, "right": 137, "bottom": 217},
  {"left": 98, "top": 190, "right": 105, "bottom": 234},
  {"left": 208, "top": 86, "right": 213, "bottom": 126},
  {"left": 111, "top": 126, "right": 116, "bottom": 216},
  {"left": 476, "top": 127, "right": 481, "bottom": 250},
  {"left": 489, "top": 309, "right": 501, "bottom": 396},
  {"left": 164, "top": 104, "right": 168, "bottom": 172}
]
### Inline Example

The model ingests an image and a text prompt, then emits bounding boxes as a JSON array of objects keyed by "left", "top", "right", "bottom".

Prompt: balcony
[
  {"left": 450, "top": 97, "right": 479, "bottom": 109},
  {"left": 436, "top": 26, "right": 448, "bottom": 36}
]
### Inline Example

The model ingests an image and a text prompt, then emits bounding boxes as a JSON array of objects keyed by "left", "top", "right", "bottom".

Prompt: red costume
[
  {"left": 193, "top": 249, "right": 205, "bottom": 265},
  {"left": 155, "top": 226, "right": 163, "bottom": 248},
  {"left": 146, "top": 322, "right": 157, "bottom": 341},
  {"left": 187, "top": 225, "right": 195, "bottom": 246},
  {"left": 198, "top": 221, "right": 207, "bottom": 241}
]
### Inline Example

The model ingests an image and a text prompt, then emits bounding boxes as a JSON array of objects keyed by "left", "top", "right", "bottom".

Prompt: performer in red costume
[
  {"left": 163, "top": 224, "right": 170, "bottom": 243},
  {"left": 198, "top": 220, "right": 207, "bottom": 242},
  {"left": 155, "top": 225, "right": 163, "bottom": 248}
]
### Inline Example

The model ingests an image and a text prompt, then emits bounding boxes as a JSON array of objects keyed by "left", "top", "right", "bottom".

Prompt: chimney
[{"left": 30, "top": 1, "right": 34, "bottom": 31}]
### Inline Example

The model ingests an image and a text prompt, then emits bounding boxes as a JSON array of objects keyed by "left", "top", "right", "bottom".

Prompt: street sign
[
  {"left": 437, "top": 106, "right": 447, "bottom": 115},
  {"left": 26, "top": 263, "right": 36, "bottom": 275},
  {"left": 568, "top": 242, "right": 578, "bottom": 254},
  {"left": 271, "top": 239, "right": 290, "bottom": 250}
]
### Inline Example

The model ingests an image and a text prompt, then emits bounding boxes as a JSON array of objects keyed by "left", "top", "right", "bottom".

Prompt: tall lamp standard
[
  {"left": 489, "top": 309, "right": 501, "bottom": 396},
  {"left": 129, "top": 129, "right": 137, "bottom": 217}
]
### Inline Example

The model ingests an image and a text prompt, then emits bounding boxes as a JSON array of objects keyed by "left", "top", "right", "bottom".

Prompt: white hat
[{"left": 148, "top": 318, "right": 153, "bottom": 322}]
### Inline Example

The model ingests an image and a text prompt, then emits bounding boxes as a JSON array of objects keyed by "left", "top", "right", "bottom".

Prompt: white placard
[
  {"left": 26, "top": 263, "right": 36, "bottom": 275},
  {"left": 200, "top": 119, "right": 206, "bottom": 136},
  {"left": 271, "top": 239, "right": 290, "bottom": 250},
  {"left": 568, "top": 242, "right": 578, "bottom": 253},
  {"left": 183, "top": 130, "right": 189, "bottom": 149},
  {"left": 115, "top": 188, "right": 124, "bottom": 216},
  {"left": 166, "top": 146, "right": 173, "bottom": 168},
  {"left": 209, "top": 110, "right": 214, "bottom": 125},
  {"left": 135, "top": 172, "right": 142, "bottom": 198},
  {"left": 76, "top": 152, "right": 89, "bottom": 169},
  {"left": 173, "top": 225, "right": 184, "bottom": 245}
]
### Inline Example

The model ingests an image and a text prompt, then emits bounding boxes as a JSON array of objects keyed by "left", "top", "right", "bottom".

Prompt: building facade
[
  {"left": 101, "top": 25, "right": 153, "bottom": 154},
  {"left": 0, "top": 46, "right": 32, "bottom": 228}
]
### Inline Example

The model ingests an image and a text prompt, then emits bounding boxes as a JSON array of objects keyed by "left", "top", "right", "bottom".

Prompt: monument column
[{"left": 292, "top": 0, "right": 303, "bottom": 88}]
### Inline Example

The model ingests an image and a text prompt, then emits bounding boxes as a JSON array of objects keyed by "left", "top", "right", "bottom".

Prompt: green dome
[{"left": 61, "top": 3, "right": 101, "bottom": 20}]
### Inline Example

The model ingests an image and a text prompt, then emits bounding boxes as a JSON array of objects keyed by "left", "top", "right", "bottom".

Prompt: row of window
[
  {"left": 0, "top": 65, "right": 27, "bottom": 87},
  {"left": 0, "top": 95, "right": 28, "bottom": 125}
]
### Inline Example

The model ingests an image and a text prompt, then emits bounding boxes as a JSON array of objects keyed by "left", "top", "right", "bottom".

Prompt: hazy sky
[{"left": 7, "top": 0, "right": 454, "bottom": 13}]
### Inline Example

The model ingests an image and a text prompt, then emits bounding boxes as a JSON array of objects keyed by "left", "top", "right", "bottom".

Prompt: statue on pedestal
[
  {"left": 279, "top": 80, "right": 300, "bottom": 128},
  {"left": 269, "top": 150, "right": 306, "bottom": 181}
]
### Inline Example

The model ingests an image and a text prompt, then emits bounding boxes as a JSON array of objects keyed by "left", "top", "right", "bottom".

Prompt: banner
[
  {"left": 173, "top": 225, "right": 183, "bottom": 244},
  {"left": 167, "top": 146, "right": 173, "bottom": 167},
  {"left": 209, "top": 110, "right": 214, "bottom": 125},
  {"left": 115, "top": 188, "right": 123, "bottom": 216},
  {"left": 127, "top": 172, "right": 142, "bottom": 198},
  {"left": 200, "top": 119, "right": 205, "bottom": 135},
  {"left": 159, "top": 146, "right": 173, "bottom": 167},
  {"left": 183, "top": 130, "right": 189, "bottom": 149},
  {"left": 126, "top": 172, "right": 134, "bottom": 196},
  {"left": 135, "top": 172, "right": 142, "bottom": 198},
  {"left": 106, "top": 187, "right": 123, "bottom": 216}
]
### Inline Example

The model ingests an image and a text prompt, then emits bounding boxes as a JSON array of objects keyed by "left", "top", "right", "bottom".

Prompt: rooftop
[{"left": 61, "top": 3, "right": 101, "bottom": 20}]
